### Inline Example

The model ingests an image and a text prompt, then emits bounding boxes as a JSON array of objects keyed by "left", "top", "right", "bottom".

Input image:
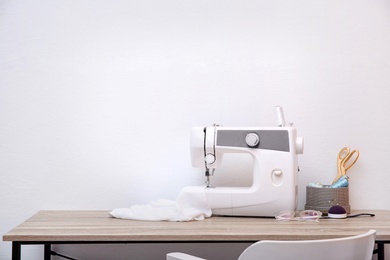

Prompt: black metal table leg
[
  {"left": 377, "top": 242, "right": 385, "bottom": 260},
  {"left": 44, "top": 243, "right": 51, "bottom": 260},
  {"left": 12, "top": 242, "right": 21, "bottom": 260}
]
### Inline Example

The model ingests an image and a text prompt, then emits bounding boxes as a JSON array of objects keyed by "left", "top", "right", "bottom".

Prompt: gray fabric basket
[{"left": 305, "top": 186, "right": 350, "bottom": 214}]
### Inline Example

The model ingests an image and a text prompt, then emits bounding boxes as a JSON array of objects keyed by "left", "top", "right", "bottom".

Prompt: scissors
[{"left": 332, "top": 147, "right": 360, "bottom": 184}]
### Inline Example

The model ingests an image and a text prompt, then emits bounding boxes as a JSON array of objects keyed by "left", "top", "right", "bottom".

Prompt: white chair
[{"left": 167, "top": 229, "right": 376, "bottom": 260}]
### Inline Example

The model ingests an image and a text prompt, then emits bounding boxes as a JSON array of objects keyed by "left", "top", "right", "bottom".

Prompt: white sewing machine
[{"left": 189, "top": 107, "right": 304, "bottom": 217}]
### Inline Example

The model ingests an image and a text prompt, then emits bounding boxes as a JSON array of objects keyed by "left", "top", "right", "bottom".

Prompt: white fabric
[{"left": 109, "top": 186, "right": 212, "bottom": 221}]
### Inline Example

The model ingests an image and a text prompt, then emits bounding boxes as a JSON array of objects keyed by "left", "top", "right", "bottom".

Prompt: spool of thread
[
  {"left": 307, "top": 182, "right": 323, "bottom": 188},
  {"left": 330, "top": 175, "right": 349, "bottom": 188}
]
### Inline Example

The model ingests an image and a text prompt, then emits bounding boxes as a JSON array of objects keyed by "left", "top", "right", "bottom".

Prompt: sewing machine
[{"left": 189, "top": 107, "right": 304, "bottom": 217}]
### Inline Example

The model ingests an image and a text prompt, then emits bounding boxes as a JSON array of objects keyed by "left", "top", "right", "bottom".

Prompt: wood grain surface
[{"left": 3, "top": 210, "right": 390, "bottom": 242}]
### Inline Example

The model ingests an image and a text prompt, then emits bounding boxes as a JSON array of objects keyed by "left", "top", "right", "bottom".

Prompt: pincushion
[{"left": 328, "top": 205, "right": 347, "bottom": 219}]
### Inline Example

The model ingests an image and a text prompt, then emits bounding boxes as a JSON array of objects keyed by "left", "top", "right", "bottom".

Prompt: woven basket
[{"left": 305, "top": 186, "right": 350, "bottom": 214}]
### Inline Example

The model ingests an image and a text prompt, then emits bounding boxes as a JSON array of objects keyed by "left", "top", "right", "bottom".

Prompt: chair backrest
[
  {"left": 238, "top": 229, "right": 376, "bottom": 260},
  {"left": 167, "top": 252, "right": 207, "bottom": 260}
]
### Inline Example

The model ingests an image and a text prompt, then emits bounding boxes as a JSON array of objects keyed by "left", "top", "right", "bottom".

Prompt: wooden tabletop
[{"left": 3, "top": 210, "right": 390, "bottom": 242}]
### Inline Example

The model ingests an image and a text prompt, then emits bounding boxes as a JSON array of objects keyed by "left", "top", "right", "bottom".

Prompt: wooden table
[{"left": 3, "top": 210, "right": 390, "bottom": 260}]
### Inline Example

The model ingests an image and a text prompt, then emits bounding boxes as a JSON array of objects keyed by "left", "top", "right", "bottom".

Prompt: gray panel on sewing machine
[{"left": 216, "top": 130, "right": 290, "bottom": 152}]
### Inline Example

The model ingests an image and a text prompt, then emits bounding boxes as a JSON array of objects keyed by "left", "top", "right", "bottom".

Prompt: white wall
[{"left": 1, "top": 0, "right": 390, "bottom": 259}]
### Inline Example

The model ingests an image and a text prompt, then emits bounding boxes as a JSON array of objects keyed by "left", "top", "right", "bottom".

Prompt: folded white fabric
[{"left": 109, "top": 186, "right": 212, "bottom": 221}]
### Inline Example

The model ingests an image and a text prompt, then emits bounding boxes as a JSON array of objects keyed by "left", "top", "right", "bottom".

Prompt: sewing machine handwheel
[{"left": 296, "top": 137, "right": 304, "bottom": 154}]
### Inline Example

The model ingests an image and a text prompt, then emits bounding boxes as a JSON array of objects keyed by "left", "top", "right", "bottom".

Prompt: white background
[{"left": 1, "top": 0, "right": 390, "bottom": 259}]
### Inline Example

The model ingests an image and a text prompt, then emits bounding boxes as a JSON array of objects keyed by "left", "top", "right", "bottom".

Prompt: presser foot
[{"left": 205, "top": 176, "right": 215, "bottom": 188}]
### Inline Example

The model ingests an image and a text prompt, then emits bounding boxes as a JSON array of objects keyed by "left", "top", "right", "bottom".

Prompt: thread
[{"left": 330, "top": 175, "right": 349, "bottom": 188}]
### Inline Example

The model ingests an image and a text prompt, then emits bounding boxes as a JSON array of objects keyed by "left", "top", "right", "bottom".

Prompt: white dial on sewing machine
[{"left": 245, "top": 133, "right": 260, "bottom": 147}]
